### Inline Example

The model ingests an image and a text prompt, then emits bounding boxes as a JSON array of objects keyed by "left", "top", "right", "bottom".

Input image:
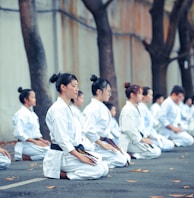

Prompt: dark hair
[
  {"left": 49, "top": 73, "right": 78, "bottom": 93},
  {"left": 153, "top": 93, "right": 164, "bottom": 103},
  {"left": 142, "top": 86, "right": 151, "bottom": 96},
  {"left": 103, "top": 101, "right": 114, "bottom": 111},
  {"left": 124, "top": 82, "right": 142, "bottom": 99},
  {"left": 90, "top": 74, "right": 111, "bottom": 96},
  {"left": 192, "top": 95, "right": 194, "bottom": 104},
  {"left": 71, "top": 90, "right": 83, "bottom": 103},
  {"left": 18, "top": 87, "right": 33, "bottom": 104},
  {"left": 170, "top": 85, "right": 185, "bottom": 96},
  {"left": 183, "top": 96, "right": 192, "bottom": 104}
]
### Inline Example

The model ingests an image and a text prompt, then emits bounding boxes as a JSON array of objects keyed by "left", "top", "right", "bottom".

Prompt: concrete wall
[{"left": 0, "top": 0, "right": 181, "bottom": 141}]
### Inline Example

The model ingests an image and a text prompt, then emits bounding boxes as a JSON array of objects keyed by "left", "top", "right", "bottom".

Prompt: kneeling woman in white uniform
[
  {"left": 119, "top": 83, "right": 161, "bottom": 159},
  {"left": 82, "top": 75, "right": 130, "bottom": 168},
  {"left": 0, "top": 147, "right": 11, "bottom": 169},
  {"left": 139, "top": 87, "right": 174, "bottom": 152},
  {"left": 13, "top": 87, "right": 50, "bottom": 161},
  {"left": 43, "top": 73, "right": 108, "bottom": 180},
  {"left": 158, "top": 85, "right": 194, "bottom": 147}
]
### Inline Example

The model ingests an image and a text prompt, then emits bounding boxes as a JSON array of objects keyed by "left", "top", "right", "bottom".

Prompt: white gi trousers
[{"left": 0, "top": 153, "right": 11, "bottom": 169}]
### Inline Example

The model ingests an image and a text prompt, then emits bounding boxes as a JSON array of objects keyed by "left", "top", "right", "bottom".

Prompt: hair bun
[
  {"left": 124, "top": 82, "right": 131, "bottom": 88},
  {"left": 18, "top": 87, "right": 23, "bottom": 93},
  {"left": 90, "top": 74, "right": 98, "bottom": 82},
  {"left": 50, "top": 73, "right": 60, "bottom": 83}
]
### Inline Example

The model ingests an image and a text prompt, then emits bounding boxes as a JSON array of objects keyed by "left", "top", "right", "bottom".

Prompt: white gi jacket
[
  {"left": 138, "top": 102, "right": 174, "bottom": 151},
  {"left": 138, "top": 102, "right": 159, "bottom": 138},
  {"left": 13, "top": 106, "right": 42, "bottom": 141},
  {"left": 70, "top": 104, "right": 94, "bottom": 151},
  {"left": 150, "top": 102, "right": 162, "bottom": 129},
  {"left": 12, "top": 106, "right": 49, "bottom": 160},
  {"left": 188, "top": 105, "right": 194, "bottom": 135},
  {"left": 180, "top": 102, "right": 192, "bottom": 130},
  {"left": 109, "top": 117, "right": 121, "bottom": 145},
  {"left": 82, "top": 98, "right": 129, "bottom": 167},
  {"left": 43, "top": 97, "right": 109, "bottom": 179},
  {"left": 0, "top": 153, "right": 11, "bottom": 169},
  {"left": 119, "top": 101, "right": 161, "bottom": 159},
  {"left": 83, "top": 98, "right": 113, "bottom": 143},
  {"left": 158, "top": 97, "right": 194, "bottom": 147}
]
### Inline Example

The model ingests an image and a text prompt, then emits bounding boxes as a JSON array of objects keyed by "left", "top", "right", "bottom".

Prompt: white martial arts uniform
[
  {"left": 150, "top": 102, "right": 162, "bottom": 129},
  {"left": 109, "top": 117, "right": 121, "bottom": 145},
  {"left": 70, "top": 104, "right": 94, "bottom": 151},
  {"left": 158, "top": 97, "right": 194, "bottom": 147},
  {"left": 82, "top": 98, "right": 130, "bottom": 168},
  {"left": 0, "top": 153, "right": 11, "bottom": 169},
  {"left": 12, "top": 106, "right": 49, "bottom": 161},
  {"left": 180, "top": 102, "right": 193, "bottom": 131},
  {"left": 119, "top": 101, "right": 161, "bottom": 159},
  {"left": 138, "top": 102, "right": 174, "bottom": 151},
  {"left": 188, "top": 105, "right": 194, "bottom": 136},
  {"left": 43, "top": 97, "right": 108, "bottom": 180}
]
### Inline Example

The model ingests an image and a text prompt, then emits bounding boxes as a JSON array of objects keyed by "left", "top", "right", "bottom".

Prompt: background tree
[
  {"left": 143, "top": 0, "right": 192, "bottom": 96},
  {"left": 19, "top": 0, "right": 52, "bottom": 139},
  {"left": 81, "top": 0, "right": 118, "bottom": 111},
  {"left": 178, "top": 0, "right": 194, "bottom": 96}
]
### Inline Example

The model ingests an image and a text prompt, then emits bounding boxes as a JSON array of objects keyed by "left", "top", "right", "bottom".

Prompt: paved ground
[{"left": 0, "top": 142, "right": 193, "bottom": 198}]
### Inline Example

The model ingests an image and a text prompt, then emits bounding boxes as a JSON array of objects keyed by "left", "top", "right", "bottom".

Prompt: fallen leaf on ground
[
  {"left": 149, "top": 196, "right": 164, "bottom": 198},
  {"left": 130, "top": 161, "right": 135, "bottom": 165},
  {"left": 182, "top": 186, "right": 190, "bottom": 189},
  {"left": 171, "top": 180, "right": 181, "bottom": 183},
  {"left": 126, "top": 180, "right": 137, "bottom": 182},
  {"left": 46, "top": 186, "right": 56, "bottom": 189},
  {"left": 141, "top": 169, "right": 149, "bottom": 173},
  {"left": 30, "top": 162, "right": 38, "bottom": 167},
  {"left": 0, "top": 141, "right": 16, "bottom": 146},
  {"left": 169, "top": 167, "right": 175, "bottom": 171},
  {"left": 5, "top": 176, "right": 17, "bottom": 181},
  {"left": 185, "top": 194, "right": 193, "bottom": 198},
  {"left": 130, "top": 168, "right": 149, "bottom": 173},
  {"left": 169, "top": 194, "right": 186, "bottom": 197},
  {"left": 179, "top": 155, "right": 185, "bottom": 159}
]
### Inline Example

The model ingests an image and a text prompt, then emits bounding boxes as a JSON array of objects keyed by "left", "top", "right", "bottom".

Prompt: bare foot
[
  {"left": 60, "top": 171, "right": 69, "bottom": 179},
  {"left": 22, "top": 154, "right": 31, "bottom": 161}
]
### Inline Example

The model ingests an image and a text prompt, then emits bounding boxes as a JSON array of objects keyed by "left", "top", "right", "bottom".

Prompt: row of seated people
[
  {"left": 0, "top": 74, "right": 130, "bottom": 179},
  {"left": 119, "top": 85, "right": 193, "bottom": 160},
  {"left": 0, "top": 74, "right": 193, "bottom": 181},
  {"left": 151, "top": 93, "right": 194, "bottom": 138}
]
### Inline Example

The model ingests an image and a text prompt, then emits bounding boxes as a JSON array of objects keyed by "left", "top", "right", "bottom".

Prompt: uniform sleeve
[
  {"left": 158, "top": 102, "right": 170, "bottom": 127},
  {"left": 82, "top": 112, "right": 100, "bottom": 143},
  {"left": 46, "top": 109, "right": 75, "bottom": 154},
  {"left": 13, "top": 117, "right": 29, "bottom": 142},
  {"left": 150, "top": 104, "right": 157, "bottom": 118},
  {"left": 110, "top": 118, "right": 121, "bottom": 138},
  {"left": 119, "top": 109, "right": 142, "bottom": 144}
]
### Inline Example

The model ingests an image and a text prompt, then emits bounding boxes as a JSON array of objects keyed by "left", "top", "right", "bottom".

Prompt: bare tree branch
[
  {"left": 103, "top": 0, "right": 114, "bottom": 9},
  {"left": 142, "top": 39, "right": 156, "bottom": 55},
  {"left": 168, "top": 51, "right": 194, "bottom": 64},
  {"left": 164, "top": 0, "right": 193, "bottom": 55}
]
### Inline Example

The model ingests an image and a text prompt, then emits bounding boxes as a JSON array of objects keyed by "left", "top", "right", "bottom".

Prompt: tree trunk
[
  {"left": 178, "top": 0, "right": 194, "bottom": 96},
  {"left": 82, "top": 0, "right": 118, "bottom": 112},
  {"left": 149, "top": 0, "right": 167, "bottom": 95},
  {"left": 151, "top": 56, "right": 167, "bottom": 95},
  {"left": 19, "top": 0, "right": 52, "bottom": 140},
  {"left": 143, "top": 0, "right": 188, "bottom": 96}
]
